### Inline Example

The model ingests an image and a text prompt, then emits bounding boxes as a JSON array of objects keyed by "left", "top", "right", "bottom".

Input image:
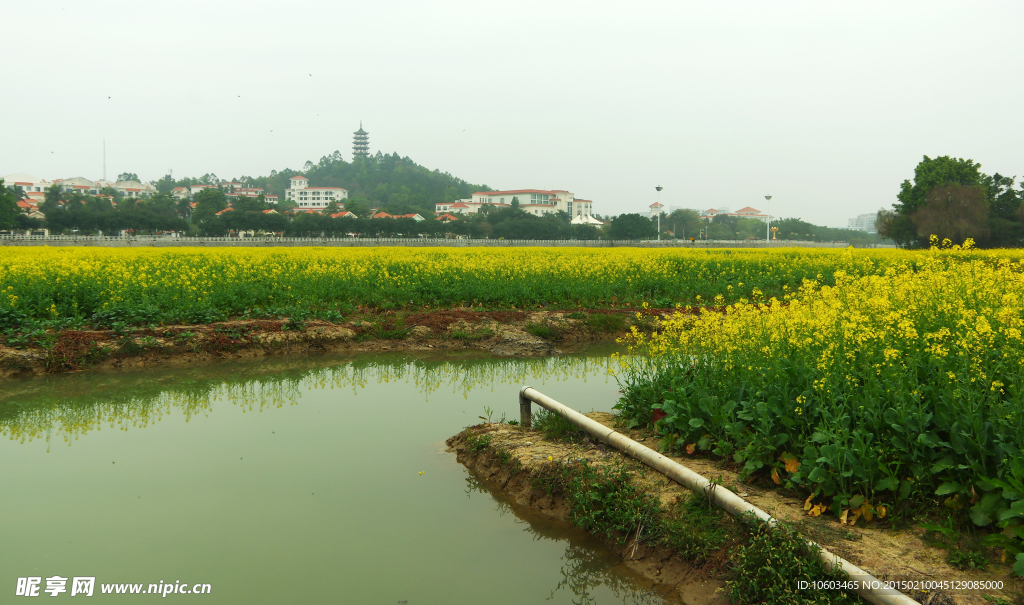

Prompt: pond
[{"left": 1, "top": 348, "right": 677, "bottom": 604}]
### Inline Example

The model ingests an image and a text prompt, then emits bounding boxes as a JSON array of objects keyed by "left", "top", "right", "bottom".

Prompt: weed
[
  {"left": 466, "top": 432, "right": 493, "bottom": 454},
  {"left": 661, "top": 491, "right": 736, "bottom": 562},
  {"left": 728, "top": 521, "right": 860, "bottom": 604},
  {"left": 525, "top": 322, "right": 561, "bottom": 341},
  {"left": 479, "top": 406, "right": 494, "bottom": 423},
  {"left": 450, "top": 327, "right": 493, "bottom": 342},
  {"left": 947, "top": 548, "right": 989, "bottom": 570},
  {"left": 532, "top": 410, "right": 586, "bottom": 443},
  {"left": 566, "top": 311, "right": 587, "bottom": 320},
  {"left": 585, "top": 314, "right": 626, "bottom": 333}
]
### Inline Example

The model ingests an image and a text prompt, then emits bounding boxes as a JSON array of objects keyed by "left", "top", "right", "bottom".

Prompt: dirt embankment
[
  {"left": 448, "top": 415, "right": 1017, "bottom": 605},
  {"left": 0, "top": 308, "right": 666, "bottom": 379}
]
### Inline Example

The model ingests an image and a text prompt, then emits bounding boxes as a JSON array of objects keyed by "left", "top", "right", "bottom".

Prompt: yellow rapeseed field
[
  {"left": 617, "top": 241, "right": 1024, "bottom": 565},
  {"left": 2, "top": 245, "right": 1021, "bottom": 324}
]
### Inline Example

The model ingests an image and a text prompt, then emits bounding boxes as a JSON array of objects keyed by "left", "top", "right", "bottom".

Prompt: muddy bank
[
  {"left": 0, "top": 309, "right": 660, "bottom": 379},
  {"left": 448, "top": 415, "right": 1017, "bottom": 605}
]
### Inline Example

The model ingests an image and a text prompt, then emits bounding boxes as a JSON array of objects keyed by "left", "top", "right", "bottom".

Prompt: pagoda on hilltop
[{"left": 352, "top": 122, "right": 369, "bottom": 159}]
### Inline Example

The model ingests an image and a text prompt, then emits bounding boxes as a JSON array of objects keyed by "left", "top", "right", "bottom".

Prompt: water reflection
[
  {"left": 464, "top": 473, "right": 675, "bottom": 605},
  {"left": 1, "top": 351, "right": 623, "bottom": 447}
]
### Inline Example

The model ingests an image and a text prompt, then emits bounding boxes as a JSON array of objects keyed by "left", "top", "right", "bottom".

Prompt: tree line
[{"left": 879, "top": 155, "right": 1024, "bottom": 248}]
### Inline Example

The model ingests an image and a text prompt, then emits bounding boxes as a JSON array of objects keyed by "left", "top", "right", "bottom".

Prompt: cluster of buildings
[
  {"left": 649, "top": 203, "right": 772, "bottom": 224},
  {"left": 3, "top": 172, "right": 160, "bottom": 205},
  {"left": 173, "top": 184, "right": 278, "bottom": 205},
  {"left": 435, "top": 189, "right": 602, "bottom": 225}
]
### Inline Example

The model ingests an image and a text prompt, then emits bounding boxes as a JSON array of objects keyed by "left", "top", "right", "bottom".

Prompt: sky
[{"left": 3, "top": 0, "right": 1023, "bottom": 227}]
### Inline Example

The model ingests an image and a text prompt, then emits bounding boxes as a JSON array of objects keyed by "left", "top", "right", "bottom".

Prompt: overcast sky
[{"left": 3, "top": 0, "right": 1022, "bottom": 226}]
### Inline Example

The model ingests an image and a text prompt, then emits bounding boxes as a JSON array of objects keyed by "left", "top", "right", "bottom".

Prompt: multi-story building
[
  {"left": 47, "top": 177, "right": 155, "bottom": 198},
  {"left": 285, "top": 175, "right": 348, "bottom": 212},
  {"left": 434, "top": 189, "right": 595, "bottom": 218},
  {"left": 3, "top": 173, "right": 49, "bottom": 204},
  {"left": 848, "top": 212, "right": 878, "bottom": 233}
]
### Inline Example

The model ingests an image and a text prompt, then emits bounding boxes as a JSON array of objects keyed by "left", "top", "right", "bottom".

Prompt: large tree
[
  {"left": 609, "top": 213, "right": 657, "bottom": 240},
  {"left": 910, "top": 183, "right": 989, "bottom": 244},
  {"left": 887, "top": 155, "right": 986, "bottom": 247}
]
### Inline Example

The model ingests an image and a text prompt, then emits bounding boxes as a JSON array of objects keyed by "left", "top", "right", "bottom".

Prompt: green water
[{"left": 1, "top": 349, "right": 675, "bottom": 604}]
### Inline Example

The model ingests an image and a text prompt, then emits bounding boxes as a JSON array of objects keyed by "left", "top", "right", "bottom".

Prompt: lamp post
[
  {"left": 764, "top": 194, "right": 772, "bottom": 243},
  {"left": 655, "top": 186, "right": 663, "bottom": 242}
]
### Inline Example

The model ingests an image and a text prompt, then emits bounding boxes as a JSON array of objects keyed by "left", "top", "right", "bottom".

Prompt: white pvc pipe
[{"left": 519, "top": 386, "right": 918, "bottom": 605}]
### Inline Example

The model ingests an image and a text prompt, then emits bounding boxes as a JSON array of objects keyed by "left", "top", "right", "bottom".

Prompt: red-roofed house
[
  {"left": 700, "top": 206, "right": 770, "bottom": 223},
  {"left": 330, "top": 211, "right": 357, "bottom": 219},
  {"left": 436, "top": 213, "right": 459, "bottom": 222}
]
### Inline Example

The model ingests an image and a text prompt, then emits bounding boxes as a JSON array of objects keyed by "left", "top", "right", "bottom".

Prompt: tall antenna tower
[{"left": 103, "top": 139, "right": 106, "bottom": 180}]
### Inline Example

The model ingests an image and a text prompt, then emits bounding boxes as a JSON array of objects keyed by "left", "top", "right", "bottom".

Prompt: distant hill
[{"left": 241, "top": 151, "right": 490, "bottom": 215}]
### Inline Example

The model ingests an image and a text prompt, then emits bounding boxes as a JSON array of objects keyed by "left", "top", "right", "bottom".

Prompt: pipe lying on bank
[{"left": 518, "top": 386, "right": 918, "bottom": 605}]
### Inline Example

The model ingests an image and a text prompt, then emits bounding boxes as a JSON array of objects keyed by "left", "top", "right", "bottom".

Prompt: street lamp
[
  {"left": 764, "top": 194, "right": 772, "bottom": 243},
  {"left": 655, "top": 186, "right": 663, "bottom": 242}
]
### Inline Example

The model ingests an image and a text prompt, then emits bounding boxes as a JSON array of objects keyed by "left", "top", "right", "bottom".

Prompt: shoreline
[{"left": 0, "top": 309, "right": 651, "bottom": 380}]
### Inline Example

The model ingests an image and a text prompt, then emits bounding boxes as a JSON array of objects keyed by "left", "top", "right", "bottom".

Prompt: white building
[
  {"left": 848, "top": 212, "right": 878, "bottom": 233},
  {"left": 434, "top": 189, "right": 594, "bottom": 218},
  {"left": 3, "top": 173, "right": 49, "bottom": 203},
  {"left": 285, "top": 175, "right": 348, "bottom": 212}
]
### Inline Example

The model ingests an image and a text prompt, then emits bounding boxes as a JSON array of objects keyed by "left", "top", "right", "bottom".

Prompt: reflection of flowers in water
[
  {"left": 1, "top": 354, "right": 624, "bottom": 447},
  {"left": 463, "top": 473, "right": 668, "bottom": 605}
]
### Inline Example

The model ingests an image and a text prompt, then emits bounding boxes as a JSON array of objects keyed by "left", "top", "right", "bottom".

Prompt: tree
[
  {"left": 192, "top": 188, "right": 228, "bottom": 234},
  {"left": 876, "top": 208, "right": 917, "bottom": 245},
  {"left": 609, "top": 214, "right": 657, "bottom": 240},
  {"left": 154, "top": 173, "right": 176, "bottom": 194},
  {"left": 117, "top": 172, "right": 140, "bottom": 182},
  {"left": 666, "top": 209, "right": 702, "bottom": 239},
  {"left": 890, "top": 156, "right": 985, "bottom": 247},
  {"left": 0, "top": 180, "right": 20, "bottom": 230},
  {"left": 910, "top": 183, "right": 989, "bottom": 244},
  {"left": 511, "top": 196, "right": 520, "bottom": 210}
]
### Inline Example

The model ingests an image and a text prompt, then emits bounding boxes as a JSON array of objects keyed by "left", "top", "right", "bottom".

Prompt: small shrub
[
  {"left": 525, "top": 322, "right": 561, "bottom": 341},
  {"left": 532, "top": 410, "right": 586, "bottom": 442}
]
